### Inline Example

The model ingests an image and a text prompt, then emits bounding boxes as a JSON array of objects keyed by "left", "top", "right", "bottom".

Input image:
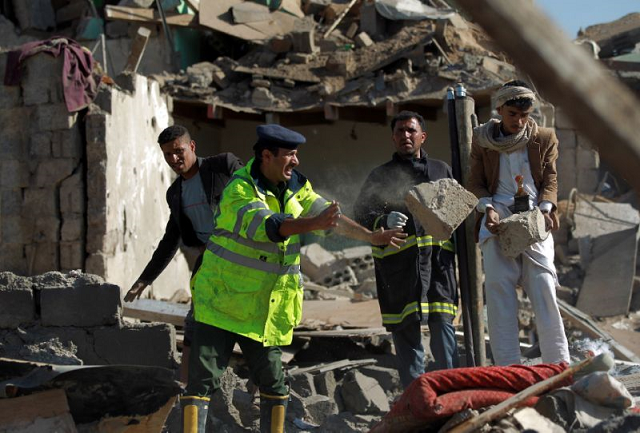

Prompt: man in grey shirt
[{"left": 125, "top": 125, "right": 242, "bottom": 382}]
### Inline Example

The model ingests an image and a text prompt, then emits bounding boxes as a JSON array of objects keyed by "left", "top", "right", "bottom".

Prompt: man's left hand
[{"left": 371, "top": 227, "right": 407, "bottom": 248}]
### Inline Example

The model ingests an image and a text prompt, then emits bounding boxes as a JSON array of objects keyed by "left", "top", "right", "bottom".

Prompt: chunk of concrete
[
  {"left": 290, "top": 372, "right": 316, "bottom": 397},
  {"left": 572, "top": 201, "right": 640, "bottom": 317},
  {"left": 40, "top": 281, "right": 121, "bottom": 327},
  {"left": 300, "top": 243, "right": 337, "bottom": 282},
  {"left": 186, "top": 62, "right": 215, "bottom": 88},
  {"left": 325, "top": 51, "right": 355, "bottom": 76},
  {"left": 251, "top": 87, "right": 275, "bottom": 107},
  {"left": 404, "top": 178, "right": 478, "bottom": 241},
  {"left": 303, "top": 394, "right": 339, "bottom": 425},
  {"left": 355, "top": 32, "right": 374, "bottom": 48},
  {"left": 0, "top": 272, "right": 35, "bottom": 328},
  {"left": 291, "top": 28, "right": 317, "bottom": 53},
  {"left": 497, "top": 208, "right": 548, "bottom": 258},
  {"left": 359, "top": 365, "right": 402, "bottom": 394},
  {"left": 93, "top": 323, "right": 177, "bottom": 368},
  {"left": 340, "top": 370, "right": 390, "bottom": 414}
]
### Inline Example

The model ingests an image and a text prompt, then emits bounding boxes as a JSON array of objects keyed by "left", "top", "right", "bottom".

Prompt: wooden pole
[
  {"left": 323, "top": 0, "right": 358, "bottom": 38},
  {"left": 122, "top": 26, "right": 151, "bottom": 74},
  {"left": 454, "top": 86, "right": 486, "bottom": 366},
  {"left": 453, "top": 0, "right": 640, "bottom": 194}
]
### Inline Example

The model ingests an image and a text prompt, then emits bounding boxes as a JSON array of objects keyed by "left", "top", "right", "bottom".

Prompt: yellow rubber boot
[
  {"left": 259, "top": 393, "right": 288, "bottom": 433},
  {"left": 180, "top": 395, "right": 209, "bottom": 433}
]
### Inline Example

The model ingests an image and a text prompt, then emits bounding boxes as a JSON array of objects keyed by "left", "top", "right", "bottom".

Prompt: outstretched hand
[
  {"left": 371, "top": 227, "right": 408, "bottom": 248},
  {"left": 312, "top": 201, "right": 341, "bottom": 231},
  {"left": 124, "top": 281, "right": 147, "bottom": 302}
]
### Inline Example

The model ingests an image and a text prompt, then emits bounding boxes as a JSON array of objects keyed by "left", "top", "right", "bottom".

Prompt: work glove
[{"left": 386, "top": 211, "right": 408, "bottom": 229}]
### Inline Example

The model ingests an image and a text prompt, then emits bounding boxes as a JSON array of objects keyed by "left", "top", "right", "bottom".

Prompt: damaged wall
[
  {"left": 85, "top": 74, "right": 191, "bottom": 300},
  {"left": 0, "top": 50, "right": 190, "bottom": 301}
]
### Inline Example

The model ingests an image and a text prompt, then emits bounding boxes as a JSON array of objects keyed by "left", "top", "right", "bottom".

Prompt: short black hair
[
  {"left": 254, "top": 145, "right": 280, "bottom": 163},
  {"left": 502, "top": 80, "right": 534, "bottom": 111},
  {"left": 390, "top": 111, "right": 426, "bottom": 133},
  {"left": 157, "top": 125, "right": 190, "bottom": 145}
]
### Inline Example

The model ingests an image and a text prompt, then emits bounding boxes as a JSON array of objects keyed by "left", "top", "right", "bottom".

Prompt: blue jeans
[{"left": 392, "top": 317, "right": 458, "bottom": 389}]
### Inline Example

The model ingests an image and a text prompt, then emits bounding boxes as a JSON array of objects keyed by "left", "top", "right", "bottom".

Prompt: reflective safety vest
[{"left": 191, "top": 158, "right": 329, "bottom": 346}]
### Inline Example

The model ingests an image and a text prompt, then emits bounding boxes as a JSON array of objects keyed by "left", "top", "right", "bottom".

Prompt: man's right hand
[
  {"left": 124, "top": 280, "right": 148, "bottom": 302},
  {"left": 485, "top": 207, "right": 501, "bottom": 234},
  {"left": 311, "top": 201, "right": 341, "bottom": 231},
  {"left": 386, "top": 211, "right": 408, "bottom": 229}
]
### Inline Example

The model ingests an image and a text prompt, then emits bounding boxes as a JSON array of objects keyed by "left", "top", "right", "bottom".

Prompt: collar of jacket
[
  {"left": 245, "top": 158, "right": 308, "bottom": 199},
  {"left": 391, "top": 148, "right": 427, "bottom": 164}
]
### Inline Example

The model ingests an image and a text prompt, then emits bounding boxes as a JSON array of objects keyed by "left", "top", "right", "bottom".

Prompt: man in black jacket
[
  {"left": 354, "top": 111, "right": 459, "bottom": 389},
  {"left": 124, "top": 125, "right": 243, "bottom": 382}
]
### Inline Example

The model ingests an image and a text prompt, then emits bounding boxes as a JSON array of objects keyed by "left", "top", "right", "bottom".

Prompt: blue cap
[{"left": 255, "top": 124, "right": 306, "bottom": 150}]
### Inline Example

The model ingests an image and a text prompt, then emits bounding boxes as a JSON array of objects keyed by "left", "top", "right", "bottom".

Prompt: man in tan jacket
[{"left": 467, "top": 80, "right": 570, "bottom": 366}]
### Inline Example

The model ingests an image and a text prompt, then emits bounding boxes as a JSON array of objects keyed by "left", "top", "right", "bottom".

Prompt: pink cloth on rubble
[{"left": 4, "top": 37, "right": 98, "bottom": 112}]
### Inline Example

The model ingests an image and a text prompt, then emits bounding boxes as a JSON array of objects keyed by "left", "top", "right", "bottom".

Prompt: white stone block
[
  {"left": 498, "top": 208, "right": 548, "bottom": 258},
  {"left": 404, "top": 178, "right": 478, "bottom": 241}
]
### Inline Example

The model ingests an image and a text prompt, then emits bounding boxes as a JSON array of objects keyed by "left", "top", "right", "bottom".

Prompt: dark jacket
[
  {"left": 137, "top": 153, "right": 243, "bottom": 284},
  {"left": 354, "top": 151, "right": 458, "bottom": 331}
]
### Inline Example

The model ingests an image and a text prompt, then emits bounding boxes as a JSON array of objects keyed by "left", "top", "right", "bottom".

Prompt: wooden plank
[
  {"left": 454, "top": 0, "right": 640, "bottom": 195},
  {"left": 105, "top": 5, "right": 199, "bottom": 28},
  {"left": 184, "top": 0, "right": 200, "bottom": 13},
  {"left": 290, "top": 358, "right": 377, "bottom": 376},
  {"left": 558, "top": 299, "right": 640, "bottom": 363},
  {"left": 123, "top": 299, "right": 189, "bottom": 327},
  {"left": 123, "top": 26, "right": 152, "bottom": 74},
  {"left": 0, "top": 389, "right": 76, "bottom": 430}
]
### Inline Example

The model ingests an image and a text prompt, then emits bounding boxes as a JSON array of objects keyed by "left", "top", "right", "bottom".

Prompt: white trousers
[{"left": 480, "top": 236, "right": 570, "bottom": 366}]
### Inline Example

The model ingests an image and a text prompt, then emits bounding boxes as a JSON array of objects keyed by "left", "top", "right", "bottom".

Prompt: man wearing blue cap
[{"left": 181, "top": 124, "right": 407, "bottom": 433}]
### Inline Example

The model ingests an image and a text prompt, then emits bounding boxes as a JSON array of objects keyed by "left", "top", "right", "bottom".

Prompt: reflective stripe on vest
[
  {"left": 371, "top": 235, "right": 454, "bottom": 259},
  {"left": 211, "top": 229, "right": 300, "bottom": 256},
  {"left": 246, "top": 208, "right": 275, "bottom": 239},
  {"left": 309, "top": 196, "right": 329, "bottom": 216},
  {"left": 381, "top": 301, "right": 458, "bottom": 325},
  {"left": 233, "top": 201, "right": 267, "bottom": 234},
  {"left": 207, "top": 242, "right": 300, "bottom": 275}
]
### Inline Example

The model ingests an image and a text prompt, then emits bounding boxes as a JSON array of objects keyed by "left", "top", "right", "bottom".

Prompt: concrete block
[
  {"left": 34, "top": 159, "right": 77, "bottom": 187},
  {"left": 12, "top": 0, "right": 56, "bottom": 30},
  {"left": 0, "top": 54, "right": 21, "bottom": 108},
  {"left": 251, "top": 87, "right": 275, "bottom": 107},
  {"left": 0, "top": 159, "right": 29, "bottom": 188},
  {"left": 291, "top": 28, "right": 316, "bottom": 53},
  {"left": 288, "top": 52, "right": 314, "bottom": 64},
  {"left": 27, "top": 242, "right": 59, "bottom": 275},
  {"left": 497, "top": 208, "right": 548, "bottom": 258},
  {"left": 269, "top": 35, "right": 293, "bottom": 53},
  {"left": 60, "top": 171, "right": 85, "bottom": 214},
  {"left": 1, "top": 215, "right": 30, "bottom": 244},
  {"left": 92, "top": 86, "right": 113, "bottom": 113},
  {"left": 360, "top": 0, "right": 385, "bottom": 38},
  {"left": 300, "top": 243, "right": 337, "bottom": 281},
  {"left": 326, "top": 51, "right": 355, "bottom": 76},
  {"left": 555, "top": 108, "right": 574, "bottom": 129},
  {"left": 359, "top": 365, "right": 402, "bottom": 394},
  {"left": 22, "top": 54, "right": 64, "bottom": 105},
  {"left": 355, "top": 32, "right": 374, "bottom": 48},
  {"left": 0, "top": 272, "right": 34, "bottom": 328},
  {"left": 52, "top": 128, "right": 82, "bottom": 159},
  {"left": 186, "top": 62, "right": 215, "bottom": 88},
  {"left": 35, "top": 103, "right": 78, "bottom": 131},
  {"left": 290, "top": 372, "right": 316, "bottom": 397},
  {"left": 61, "top": 216, "right": 84, "bottom": 241},
  {"left": 405, "top": 178, "right": 478, "bottom": 241},
  {"left": 555, "top": 129, "right": 576, "bottom": 150},
  {"left": 0, "top": 108, "right": 30, "bottom": 159},
  {"left": 355, "top": 278, "right": 377, "bottom": 299},
  {"left": 93, "top": 323, "right": 177, "bottom": 368},
  {"left": 40, "top": 282, "right": 121, "bottom": 327},
  {"left": 29, "top": 216, "right": 61, "bottom": 243},
  {"left": 318, "top": 265, "right": 357, "bottom": 287},
  {"left": 314, "top": 370, "right": 344, "bottom": 411},
  {"left": 0, "top": 243, "right": 26, "bottom": 274},
  {"left": 576, "top": 168, "right": 599, "bottom": 194},
  {"left": 340, "top": 370, "right": 390, "bottom": 414},
  {"left": 30, "top": 132, "right": 52, "bottom": 157},
  {"left": 30, "top": 325, "right": 94, "bottom": 364},
  {"left": 23, "top": 188, "right": 57, "bottom": 216},
  {"left": 576, "top": 146, "right": 599, "bottom": 173},
  {"left": 303, "top": 394, "right": 339, "bottom": 425},
  {"left": 577, "top": 227, "right": 638, "bottom": 317},
  {"left": 60, "top": 241, "right": 85, "bottom": 271},
  {"left": 1, "top": 188, "right": 22, "bottom": 215}
]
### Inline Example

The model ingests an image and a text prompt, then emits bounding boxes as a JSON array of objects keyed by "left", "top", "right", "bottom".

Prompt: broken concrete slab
[
  {"left": 405, "top": 178, "right": 478, "bottom": 241},
  {"left": 300, "top": 243, "right": 337, "bottom": 282},
  {"left": 40, "top": 281, "right": 121, "bottom": 327},
  {"left": 496, "top": 208, "right": 548, "bottom": 258},
  {"left": 340, "top": 370, "right": 390, "bottom": 414},
  {"left": 0, "top": 272, "right": 34, "bottom": 329},
  {"left": 231, "top": 2, "right": 271, "bottom": 24},
  {"left": 572, "top": 201, "right": 640, "bottom": 317}
]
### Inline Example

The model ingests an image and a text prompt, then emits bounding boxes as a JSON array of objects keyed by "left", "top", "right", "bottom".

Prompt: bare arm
[
  {"left": 278, "top": 202, "right": 341, "bottom": 237},
  {"left": 334, "top": 213, "right": 407, "bottom": 248}
]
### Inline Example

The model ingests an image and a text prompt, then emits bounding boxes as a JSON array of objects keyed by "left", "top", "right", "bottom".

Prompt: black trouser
[{"left": 186, "top": 321, "right": 287, "bottom": 397}]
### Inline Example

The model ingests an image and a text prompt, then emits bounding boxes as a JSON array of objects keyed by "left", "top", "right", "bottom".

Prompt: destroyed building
[{"left": 2, "top": 0, "right": 640, "bottom": 432}]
